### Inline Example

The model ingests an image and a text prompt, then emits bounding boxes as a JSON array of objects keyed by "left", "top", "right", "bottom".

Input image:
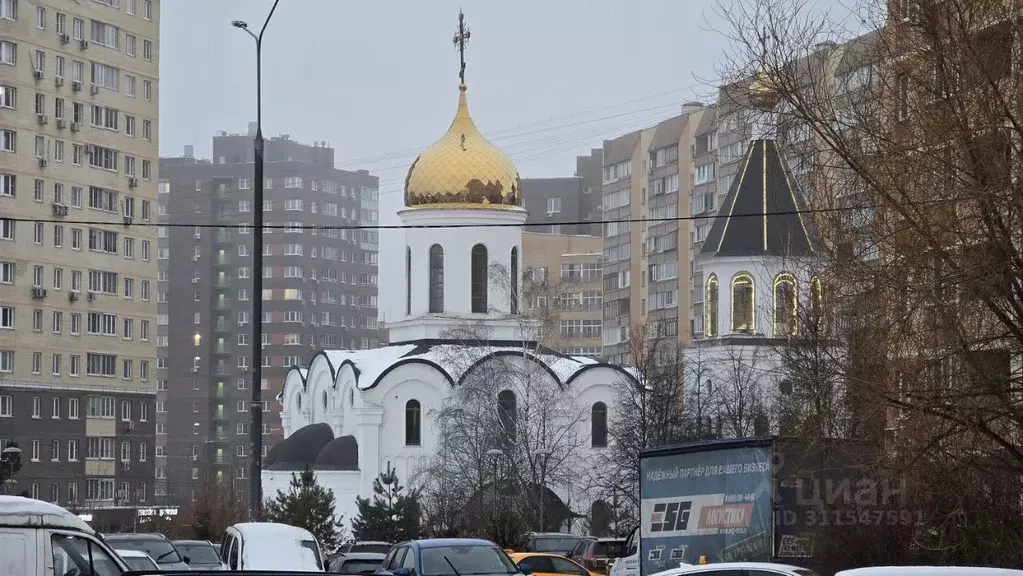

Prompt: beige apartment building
[
  {"left": 522, "top": 232, "right": 603, "bottom": 358},
  {"left": 0, "top": 0, "right": 160, "bottom": 526},
  {"left": 600, "top": 104, "right": 708, "bottom": 364}
]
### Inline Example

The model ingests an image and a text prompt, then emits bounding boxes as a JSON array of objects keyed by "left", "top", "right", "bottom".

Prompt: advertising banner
[{"left": 639, "top": 444, "right": 773, "bottom": 575}]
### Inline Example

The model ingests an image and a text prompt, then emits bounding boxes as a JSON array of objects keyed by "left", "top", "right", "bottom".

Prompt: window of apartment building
[
  {"left": 68, "top": 398, "right": 79, "bottom": 419},
  {"left": 68, "top": 440, "right": 78, "bottom": 461},
  {"left": 0, "top": 395, "right": 10, "bottom": 416}
]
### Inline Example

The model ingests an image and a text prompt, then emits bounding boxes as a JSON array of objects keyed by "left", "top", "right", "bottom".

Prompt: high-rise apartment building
[
  {"left": 0, "top": 0, "right": 160, "bottom": 528},
  {"left": 522, "top": 232, "right": 603, "bottom": 357},
  {"left": 156, "top": 131, "right": 380, "bottom": 504},
  {"left": 600, "top": 104, "right": 707, "bottom": 364},
  {"left": 520, "top": 149, "right": 603, "bottom": 236}
]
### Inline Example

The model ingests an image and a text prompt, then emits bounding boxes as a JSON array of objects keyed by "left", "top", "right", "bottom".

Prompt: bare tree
[
  {"left": 715, "top": 0, "right": 1023, "bottom": 565},
  {"left": 590, "top": 325, "right": 686, "bottom": 522},
  {"left": 416, "top": 318, "right": 588, "bottom": 537}
]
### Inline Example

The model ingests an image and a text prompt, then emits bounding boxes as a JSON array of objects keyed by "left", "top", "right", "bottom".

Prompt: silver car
[
  {"left": 104, "top": 533, "right": 191, "bottom": 571},
  {"left": 174, "top": 539, "right": 226, "bottom": 571}
]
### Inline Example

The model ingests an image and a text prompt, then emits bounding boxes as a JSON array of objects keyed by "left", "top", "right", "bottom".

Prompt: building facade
[
  {"left": 600, "top": 104, "right": 707, "bottom": 364},
  {"left": 156, "top": 131, "right": 380, "bottom": 504},
  {"left": 522, "top": 232, "right": 603, "bottom": 358},
  {"left": 0, "top": 0, "right": 160, "bottom": 524},
  {"left": 520, "top": 148, "right": 602, "bottom": 236}
]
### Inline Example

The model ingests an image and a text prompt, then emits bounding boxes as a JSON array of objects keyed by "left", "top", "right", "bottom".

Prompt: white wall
[
  {"left": 399, "top": 208, "right": 526, "bottom": 320},
  {"left": 700, "top": 256, "right": 815, "bottom": 338}
]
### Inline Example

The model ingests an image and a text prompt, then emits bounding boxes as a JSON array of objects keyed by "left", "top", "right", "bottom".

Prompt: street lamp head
[
  {"left": 231, "top": 20, "right": 248, "bottom": 29},
  {"left": 1, "top": 446, "right": 22, "bottom": 455}
]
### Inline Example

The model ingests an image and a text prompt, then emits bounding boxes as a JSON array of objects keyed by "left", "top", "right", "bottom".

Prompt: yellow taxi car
[{"left": 510, "top": 552, "right": 602, "bottom": 576}]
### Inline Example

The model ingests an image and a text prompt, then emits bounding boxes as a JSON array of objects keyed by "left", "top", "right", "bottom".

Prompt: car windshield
[
  {"left": 107, "top": 538, "right": 182, "bottom": 564},
  {"left": 593, "top": 541, "right": 627, "bottom": 557},
  {"left": 533, "top": 538, "right": 580, "bottom": 555},
  {"left": 352, "top": 543, "right": 392, "bottom": 554},
  {"left": 122, "top": 556, "right": 158, "bottom": 571},
  {"left": 176, "top": 543, "right": 220, "bottom": 564},
  {"left": 421, "top": 545, "right": 518, "bottom": 576},
  {"left": 342, "top": 559, "right": 384, "bottom": 574},
  {"left": 794, "top": 570, "right": 821, "bottom": 576}
]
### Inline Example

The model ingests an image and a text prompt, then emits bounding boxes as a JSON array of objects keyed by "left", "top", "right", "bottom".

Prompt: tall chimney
[{"left": 184, "top": 145, "right": 194, "bottom": 159}]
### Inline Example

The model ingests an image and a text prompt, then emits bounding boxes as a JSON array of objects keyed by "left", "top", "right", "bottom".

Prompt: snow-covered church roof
[{"left": 277, "top": 340, "right": 636, "bottom": 402}]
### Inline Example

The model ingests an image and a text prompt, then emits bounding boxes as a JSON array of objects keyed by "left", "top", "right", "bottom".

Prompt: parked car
[
  {"left": 115, "top": 548, "right": 160, "bottom": 572},
  {"left": 328, "top": 551, "right": 385, "bottom": 574},
  {"left": 343, "top": 540, "right": 393, "bottom": 555},
  {"left": 220, "top": 521, "right": 324, "bottom": 571},
  {"left": 376, "top": 538, "right": 518, "bottom": 576},
  {"left": 105, "top": 532, "right": 191, "bottom": 571},
  {"left": 510, "top": 552, "right": 601, "bottom": 576},
  {"left": 659, "top": 562, "right": 820, "bottom": 576},
  {"left": 837, "top": 569, "right": 1023, "bottom": 576},
  {"left": 526, "top": 533, "right": 585, "bottom": 556},
  {"left": 0, "top": 496, "right": 130, "bottom": 576},
  {"left": 174, "top": 539, "right": 225, "bottom": 570},
  {"left": 568, "top": 537, "right": 628, "bottom": 573}
]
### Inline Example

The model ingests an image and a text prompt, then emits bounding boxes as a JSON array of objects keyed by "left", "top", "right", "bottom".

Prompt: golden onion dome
[
  {"left": 748, "top": 70, "right": 781, "bottom": 109},
  {"left": 404, "top": 84, "right": 522, "bottom": 210}
]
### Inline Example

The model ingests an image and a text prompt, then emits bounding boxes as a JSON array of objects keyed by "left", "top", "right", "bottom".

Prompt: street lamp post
[
  {"left": 533, "top": 448, "right": 552, "bottom": 532},
  {"left": 231, "top": 0, "right": 280, "bottom": 521}
]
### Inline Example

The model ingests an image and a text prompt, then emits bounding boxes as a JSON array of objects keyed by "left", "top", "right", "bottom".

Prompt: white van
[
  {"left": 0, "top": 495, "right": 130, "bottom": 576},
  {"left": 220, "top": 521, "right": 324, "bottom": 571}
]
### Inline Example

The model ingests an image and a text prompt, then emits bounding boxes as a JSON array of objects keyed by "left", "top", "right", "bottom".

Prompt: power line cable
[{"left": 3, "top": 203, "right": 917, "bottom": 231}]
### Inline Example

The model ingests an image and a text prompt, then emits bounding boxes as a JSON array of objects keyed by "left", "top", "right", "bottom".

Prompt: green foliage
[
  {"left": 351, "top": 461, "right": 422, "bottom": 542},
  {"left": 264, "top": 467, "right": 346, "bottom": 552},
  {"left": 0, "top": 441, "right": 22, "bottom": 487}
]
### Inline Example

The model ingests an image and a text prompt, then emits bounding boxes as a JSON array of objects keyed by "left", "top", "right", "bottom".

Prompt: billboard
[{"left": 639, "top": 443, "right": 773, "bottom": 575}]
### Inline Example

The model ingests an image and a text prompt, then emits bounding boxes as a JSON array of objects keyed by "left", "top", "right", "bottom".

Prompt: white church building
[
  {"left": 263, "top": 48, "right": 636, "bottom": 529},
  {"left": 683, "top": 78, "right": 827, "bottom": 437}
]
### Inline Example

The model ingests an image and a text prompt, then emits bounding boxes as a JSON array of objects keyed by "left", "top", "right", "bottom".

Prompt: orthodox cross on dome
[{"left": 453, "top": 9, "right": 471, "bottom": 85}]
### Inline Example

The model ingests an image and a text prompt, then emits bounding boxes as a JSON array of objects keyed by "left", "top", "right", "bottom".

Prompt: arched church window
[
  {"left": 591, "top": 402, "right": 608, "bottom": 448},
  {"left": 429, "top": 244, "right": 444, "bottom": 313},
  {"left": 510, "top": 246, "right": 519, "bottom": 314},
  {"left": 405, "top": 399, "right": 422, "bottom": 447},
  {"left": 296, "top": 395, "right": 302, "bottom": 411},
  {"left": 706, "top": 274, "right": 719, "bottom": 338},
  {"left": 322, "top": 390, "right": 328, "bottom": 411},
  {"left": 773, "top": 273, "right": 797, "bottom": 337},
  {"left": 471, "top": 244, "right": 488, "bottom": 313},
  {"left": 810, "top": 276, "right": 824, "bottom": 321},
  {"left": 731, "top": 273, "right": 755, "bottom": 333},
  {"left": 406, "top": 247, "right": 412, "bottom": 316},
  {"left": 497, "top": 389, "right": 516, "bottom": 443}
]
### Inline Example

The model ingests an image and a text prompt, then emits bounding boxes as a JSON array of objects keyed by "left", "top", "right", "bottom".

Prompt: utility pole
[{"left": 231, "top": 0, "right": 281, "bottom": 521}]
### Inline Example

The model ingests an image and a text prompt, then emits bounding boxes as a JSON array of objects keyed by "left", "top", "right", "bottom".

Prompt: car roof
[
  {"left": 680, "top": 563, "right": 807, "bottom": 573},
  {"left": 838, "top": 569, "right": 1023, "bottom": 576},
  {"left": 532, "top": 533, "right": 579, "bottom": 538},
  {"left": 172, "top": 539, "right": 213, "bottom": 546},
  {"left": 115, "top": 549, "right": 153, "bottom": 558},
  {"left": 105, "top": 533, "right": 169, "bottom": 540},
  {"left": 343, "top": 552, "right": 387, "bottom": 560},
  {"left": 231, "top": 521, "right": 317, "bottom": 541},
  {"left": 413, "top": 538, "right": 499, "bottom": 549},
  {"left": 0, "top": 496, "right": 95, "bottom": 534},
  {"left": 511, "top": 552, "right": 576, "bottom": 559},
  {"left": 352, "top": 540, "right": 390, "bottom": 545}
]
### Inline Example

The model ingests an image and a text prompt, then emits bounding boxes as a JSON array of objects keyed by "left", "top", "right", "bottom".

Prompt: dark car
[
  {"left": 174, "top": 539, "right": 225, "bottom": 570},
  {"left": 344, "top": 540, "right": 393, "bottom": 555},
  {"left": 525, "top": 533, "right": 584, "bottom": 556},
  {"left": 376, "top": 538, "right": 519, "bottom": 576},
  {"left": 104, "top": 532, "right": 190, "bottom": 571},
  {"left": 568, "top": 538, "right": 627, "bottom": 574},
  {"left": 329, "top": 551, "right": 386, "bottom": 574}
]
